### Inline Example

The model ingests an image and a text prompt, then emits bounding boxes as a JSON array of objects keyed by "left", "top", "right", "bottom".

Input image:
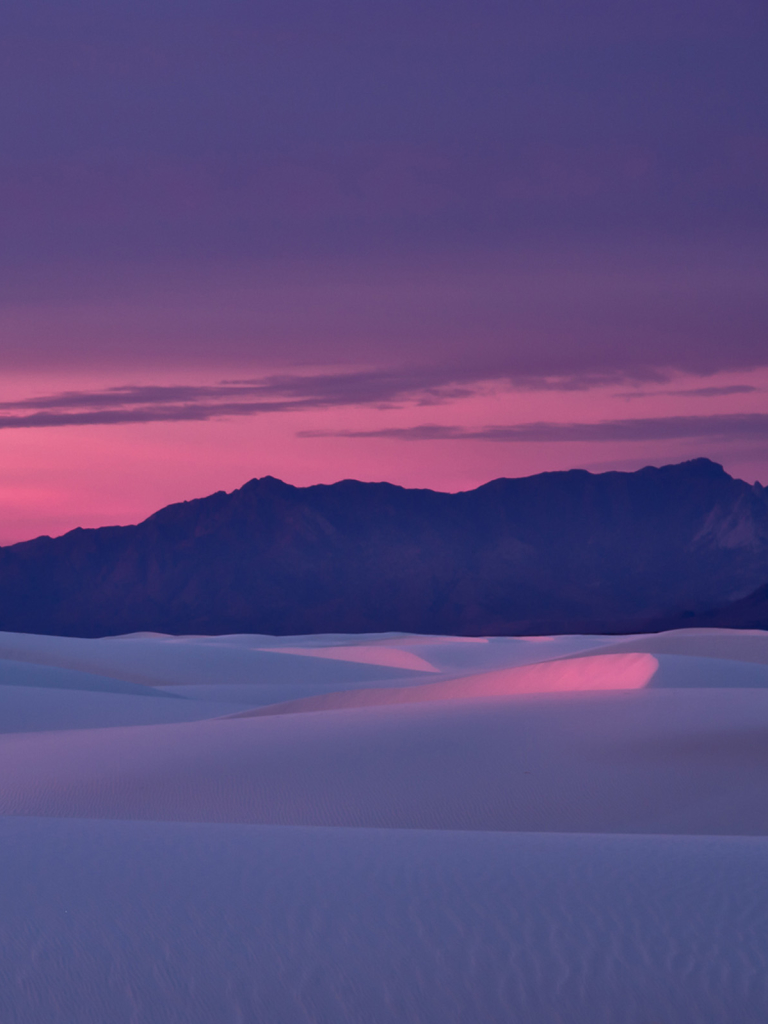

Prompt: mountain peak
[
  {"left": 675, "top": 458, "right": 729, "bottom": 476},
  {"left": 0, "top": 458, "right": 765, "bottom": 637},
  {"left": 238, "top": 475, "right": 297, "bottom": 493}
]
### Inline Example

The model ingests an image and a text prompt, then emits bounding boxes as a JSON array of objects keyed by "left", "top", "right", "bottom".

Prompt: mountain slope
[
  {"left": 1, "top": 458, "right": 767, "bottom": 637},
  {"left": 660, "top": 581, "right": 768, "bottom": 631}
]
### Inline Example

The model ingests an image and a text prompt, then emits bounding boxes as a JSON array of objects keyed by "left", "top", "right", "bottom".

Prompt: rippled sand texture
[{"left": 1, "top": 627, "right": 768, "bottom": 1022}]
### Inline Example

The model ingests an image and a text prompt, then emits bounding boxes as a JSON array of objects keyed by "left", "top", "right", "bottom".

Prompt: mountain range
[{"left": 1, "top": 457, "right": 767, "bottom": 638}]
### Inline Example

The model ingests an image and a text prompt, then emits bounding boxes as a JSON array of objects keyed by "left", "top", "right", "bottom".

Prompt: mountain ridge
[{"left": 1, "top": 458, "right": 767, "bottom": 637}]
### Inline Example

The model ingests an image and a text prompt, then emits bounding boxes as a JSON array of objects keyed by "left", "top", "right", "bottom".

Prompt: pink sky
[
  {"left": 1, "top": 0, "right": 766, "bottom": 544},
  {"left": 0, "top": 363, "right": 765, "bottom": 546}
]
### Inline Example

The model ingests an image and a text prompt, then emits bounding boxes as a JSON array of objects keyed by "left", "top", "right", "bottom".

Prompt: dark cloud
[
  {"left": 301, "top": 414, "right": 768, "bottom": 443},
  {"left": 1, "top": 368, "right": 764, "bottom": 435},
  {"left": 2, "top": 366, "right": 679, "bottom": 430},
  {"left": 616, "top": 384, "right": 759, "bottom": 399},
  {"left": 674, "top": 386, "right": 759, "bottom": 397},
  {"left": 0, "top": 368, "right": 489, "bottom": 429},
  {"left": 0, "top": 403, "right": 323, "bottom": 430}
]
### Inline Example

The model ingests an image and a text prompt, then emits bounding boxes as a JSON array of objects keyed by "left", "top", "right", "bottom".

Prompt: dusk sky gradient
[{"left": 1, "top": 0, "right": 767, "bottom": 542}]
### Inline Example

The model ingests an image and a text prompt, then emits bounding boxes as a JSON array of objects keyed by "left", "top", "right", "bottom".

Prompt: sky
[{"left": 1, "top": 0, "right": 767, "bottom": 543}]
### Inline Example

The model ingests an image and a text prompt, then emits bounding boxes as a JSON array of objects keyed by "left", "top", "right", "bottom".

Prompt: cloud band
[{"left": 299, "top": 414, "right": 768, "bottom": 444}]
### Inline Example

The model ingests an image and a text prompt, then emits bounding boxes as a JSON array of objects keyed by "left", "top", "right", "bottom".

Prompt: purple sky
[{"left": 1, "top": 0, "right": 767, "bottom": 541}]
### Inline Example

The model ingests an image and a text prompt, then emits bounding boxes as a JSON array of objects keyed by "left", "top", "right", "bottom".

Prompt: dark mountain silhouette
[
  {"left": 657, "top": 581, "right": 768, "bottom": 631},
  {"left": 1, "top": 458, "right": 767, "bottom": 638}
]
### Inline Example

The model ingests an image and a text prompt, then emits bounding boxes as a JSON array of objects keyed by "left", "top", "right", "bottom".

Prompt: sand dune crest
[{"left": 231, "top": 652, "right": 659, "bottom": 718}]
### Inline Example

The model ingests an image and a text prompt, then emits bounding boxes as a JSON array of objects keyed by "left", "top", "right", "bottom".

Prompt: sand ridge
[{"left": 230, "top": 651, "right": 659, "bottom": 716}]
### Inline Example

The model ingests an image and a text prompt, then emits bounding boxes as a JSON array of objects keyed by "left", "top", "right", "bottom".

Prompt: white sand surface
[
  {"left": 2, "top": 626, "right": 768, "bottom": 1021},
  {"left": 233, "top": 651, "right": 659, "bottom": 715},
  {"left": 0, "top": 657, "right": 171, "bottom": 696},
  {"left": 649, "top": 652, "right": 768, "bottom": 687},
  {"left": 1, "top": 686, "right": 768, "bottom": 833},
  {"left": 153, "top": 680, "right": 390, "bottom": 704},
  {"left": 267, "top": 643, "right": 442, "bottom": 671},
  {"left": 579, "top": 627, "right": 768, "bottom": 664},
  {"left": 0, "top": 685, "right": 253, "bottom": 734},
  {"left": 0, "top": 631, "right": 429, "bottom": 688},
  {"left": 1, "top": 818, "right": 767, "bottom": 1024}
]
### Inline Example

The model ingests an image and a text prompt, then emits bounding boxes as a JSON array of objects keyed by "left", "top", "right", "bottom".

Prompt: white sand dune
[
  {"left": 0, "top": 657, "right": 171, "bottom": 696},
  {"left": 649, "top": 652, "right": 768, "bottom": 687},
  {"left": 232, "top": 651, "right": 659, "bottom": 715},
  {"left": 579, "top": 626, "right": 768, "bottom": 664},
  {"left": 266, "top": 643, "right": 442, "bottom": 672},
  {"left": 1, "top": 818, "right": 766, "bottom": 1024},
  {"left": 3, "top": 686, "right": 768, "bottom": 835},
  {"left": 154, "top": 680, "right": 377, "bottom": 705},
  {"left": 0, "top": 685, "right": 252, "bottom": 734},
  {"left": 2, "top": 626, "right": 768, "bottom": 1022},
  {"left": 370, "top": 633, "right": 617, "bottom": 671},
  {"left": 0, "top": 631, "right": 429, "bottom": 689}
]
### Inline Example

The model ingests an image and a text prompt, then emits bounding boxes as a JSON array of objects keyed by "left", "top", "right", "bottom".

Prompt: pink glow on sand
[
  {"left": 241, "top": 653, "right": 660, "bottom": 717},
  {"left": 268, "top": 645, "right": 441, "bottom": 673}
]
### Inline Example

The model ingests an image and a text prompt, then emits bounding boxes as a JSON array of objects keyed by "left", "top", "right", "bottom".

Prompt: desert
[{"left": 1, "top": 626, "right": 767, "bottom": 1022}]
